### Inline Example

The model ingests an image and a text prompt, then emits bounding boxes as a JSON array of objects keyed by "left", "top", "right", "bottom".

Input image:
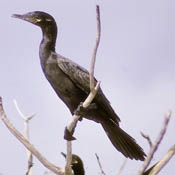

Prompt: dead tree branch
[
  {"left": 138, "top": 111, "right": 171, "bottom": 175},
  {"left": 117, "top": 158, "right": 128, "bottom": 175},
  {"left": 65, "top": 5, "right": 101, "bottom": 175},
  {"left": 90, "top": 5, "right": 101, "bottom": 91},
  {"left": 95, "top": 153, "right": 106, "bottom": 175},
  {"left": 0, "top": 97, "right": 64, "bottom": 175},
  {"left": 149, "top": 145, "right": 175, "bottom": 175},
  {"left": 141, "top": 132, "right": 153, "bottom": 148},
  {"left": 14, "top": 99, "right": 34, "bottom": 175}
]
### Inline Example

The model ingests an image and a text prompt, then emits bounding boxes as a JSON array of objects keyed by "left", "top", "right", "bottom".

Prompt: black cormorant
[
  {"left": 12, "top": 11, "right": 146, "bottom": 160},
  {"left": 61, "top": 152, "right": 85, "bottom": 175}
]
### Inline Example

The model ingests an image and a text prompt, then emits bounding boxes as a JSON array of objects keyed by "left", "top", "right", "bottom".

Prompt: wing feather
[
  {"left": 55, "top": 53, "right": 120, "bottom": 123},
  {"left": 56, "top": 54, "right": 91, "bottom": 92}
]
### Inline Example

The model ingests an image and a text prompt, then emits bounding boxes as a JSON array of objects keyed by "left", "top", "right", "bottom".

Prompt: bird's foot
[
  {"left": 64, "top": 127, "right": 76, "bottom": 141},
  {"left": 74, "top": 102, "right": 84, "bottom": 120},
  {"left": 74, "top": 102, "right": 97, "bottom": 118}
]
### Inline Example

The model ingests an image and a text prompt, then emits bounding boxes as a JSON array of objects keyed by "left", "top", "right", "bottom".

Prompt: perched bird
[{"left": 12, "top": 11, "right": 146, "bottom": 160}]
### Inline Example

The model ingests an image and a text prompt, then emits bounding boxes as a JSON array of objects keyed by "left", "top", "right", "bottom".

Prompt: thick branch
[
  {"left": 0, "top": 97, "right": 64, "bottom": 175},
  {"left": 65, "top": 81, "right": 100, "bottom": 175},
  {"left": 138, "top": 112, "right": 171, "bottom": 175}
]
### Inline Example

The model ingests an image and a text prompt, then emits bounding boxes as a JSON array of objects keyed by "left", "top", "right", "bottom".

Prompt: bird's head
[
  {"left": 61, "top": 152, "right": 85, "bottom": 175},
  {"left": 12, "top": 11, "right": 56, "bottom": 28}
]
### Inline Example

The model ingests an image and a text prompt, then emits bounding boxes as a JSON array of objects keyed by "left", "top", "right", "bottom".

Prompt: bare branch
[
  {"left": 65, "top": 141, "right": 72, "bottom": 175},
  {"left": 138, "top": 111, "right": 171, "bottom": 175},
  {"left": 149, "top": 145, "right": 175, "bottom": 175},
  {"left": 82, "top": 81, "right": 100, "bottom": 108},
  {"left": 65, "top": 5, "right": 101, "bottom": 175},
  {"left": 95, "top": 153, "right": 106, "bottom": 175},
  {"left": 90, "top": 5, "right": 101, "bottom": 91},
  {"left": 14, "top": 99, "right": 35, "bottom": 121},
  {"left": 44, "top": 171, "right": 55, "bottom": 175},
  {"left": 141, "top": 132, "right": 153, "bottom": 148},
  {"left": 0, "top": 97, "right": 64, "bottom": 175},
  {"left": 65, "top": 81, "right": 100, "bottom": 175},
  {"left": 117, "top": 158, "right": 128, "bottom": 175},
  {"left": 13, "top": 99, "right": 35, "bottom": 175},
  {"left": 26, "top": 153, "right": 33, "bottom": 175}
]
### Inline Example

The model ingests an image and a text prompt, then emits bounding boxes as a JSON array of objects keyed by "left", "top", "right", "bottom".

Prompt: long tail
[{"left": 101, "top": 121, "right": 146, "bottom": 161}]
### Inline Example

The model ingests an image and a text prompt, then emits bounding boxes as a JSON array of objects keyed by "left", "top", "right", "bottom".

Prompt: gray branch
[
  {"left": 0, "top": 97, "right": 64, "bottom": 175},
  {"left": 138, "top": 111, "right": 171, "bottom": 175},
  {"left": 149, "top": 145, "right": 175, "bottom": 175}
]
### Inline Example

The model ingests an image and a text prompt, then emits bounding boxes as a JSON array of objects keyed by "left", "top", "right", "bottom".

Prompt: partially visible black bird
[
  {"left": 12, "top": 11, "right": 146, "bottom": 160},
  {"left": 61, "top": 152, "right": 85, "bottom": 175},
  {"left": 61, "top": 152, "right": 156, "bottom": 175}
]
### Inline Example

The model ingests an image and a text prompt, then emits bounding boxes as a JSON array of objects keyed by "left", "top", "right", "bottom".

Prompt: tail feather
[{"left": 101, "top": 121, "right": 146, "bottom": 161}]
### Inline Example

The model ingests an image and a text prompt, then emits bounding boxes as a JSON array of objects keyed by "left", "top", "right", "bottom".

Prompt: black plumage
[
  {"left": 61, "top": 152, "right": 85, "bottom": 175},
  {"left": 12, "top": 11, "right": 146, "bottom": 160}
]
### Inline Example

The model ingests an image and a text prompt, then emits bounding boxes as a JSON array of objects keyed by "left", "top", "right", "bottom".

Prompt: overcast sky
[{"left": 1, "top": 0, "right": 175, "bottom": 174}]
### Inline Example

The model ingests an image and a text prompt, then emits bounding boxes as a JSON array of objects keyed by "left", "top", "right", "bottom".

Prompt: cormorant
[
  {"left": 61, "top": 152, "right": 85, "bottom": 175},
  {"left": 12, "top": 11, "right": 146, "bottom": 160},
  {"left": 61, "top": 152, "right": 155, "bottom": 175}
]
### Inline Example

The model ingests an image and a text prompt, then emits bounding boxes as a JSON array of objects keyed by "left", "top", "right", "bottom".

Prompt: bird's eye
[{"left": 35, "top": 18, "right": 42, "bottom": 22}]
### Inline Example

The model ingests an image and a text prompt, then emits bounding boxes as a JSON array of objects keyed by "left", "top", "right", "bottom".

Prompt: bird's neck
[
  {"left": 39, "top": 25, "right": 57, "bottom": 68},
  {"left": 40, "top": 26, "right": 57, "bottom": 52}
]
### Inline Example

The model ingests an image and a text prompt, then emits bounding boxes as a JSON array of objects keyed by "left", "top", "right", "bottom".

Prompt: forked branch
[
  {"left": 139, "top": 112, "right": 171, "bottom": 175},
  {"left": 0, "top": 97, "right": 64, "bottom": 175}
]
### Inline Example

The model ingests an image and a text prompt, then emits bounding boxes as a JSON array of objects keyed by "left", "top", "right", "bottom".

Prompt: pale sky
[{"left": 1, "top": 0, "right": 175, "bottom": 174}]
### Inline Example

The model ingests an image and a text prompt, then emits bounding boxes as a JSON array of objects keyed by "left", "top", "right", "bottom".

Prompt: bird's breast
[{"left": 41, "top": 57, "right": 86, "bottom": 112}]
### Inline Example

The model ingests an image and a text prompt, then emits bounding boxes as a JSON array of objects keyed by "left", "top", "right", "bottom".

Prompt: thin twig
[
  {"left": 13, "top": 99, "right": 34, "bottom": 175},
  {"left": 0, "top": 97, "right": 64, "bottom": 175},
  {"left": 117, "top": 158, "right": 127, "bottom": 175},
  {"left": 149, "top": 145, "right": 175, "bottom": 175},
  {"left": 26, "top": 153, "right": 33, "bottom": 175},
  {"left": 90, "top": 5, "right": 101, "bottom": 91},
  {"left": 138, "top": 111, "right": 171, "bottom": 175},
  {"left": 65, "top": 5, "right": 101, "bottom": 175},
  {"left": 141, "top": 132, "right": 153, "bottom": 148},
  {"left": 13, "top": 99, "right": 35, "bottom": 121},
  {"left": 95, "top": 153, "right": 106, "bottom": 175}
]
